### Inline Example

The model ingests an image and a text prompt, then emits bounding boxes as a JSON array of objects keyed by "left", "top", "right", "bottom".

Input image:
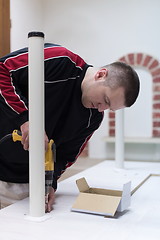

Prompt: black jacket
[{"left": 0, "top": 43, "right": 103, "bottom": 189}]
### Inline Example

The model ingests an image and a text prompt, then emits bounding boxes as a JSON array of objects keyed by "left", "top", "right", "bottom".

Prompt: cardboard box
[{"left": 71, "top": 177, "right": 131, "bottom": 217}]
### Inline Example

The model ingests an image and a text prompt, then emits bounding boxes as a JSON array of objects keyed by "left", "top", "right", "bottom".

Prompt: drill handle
[
  {"left": 12, "top": 130, "right": 22, "bottom": 142},
  {"left": 45, "top": 139, "right": 55, "bottom": 171}
]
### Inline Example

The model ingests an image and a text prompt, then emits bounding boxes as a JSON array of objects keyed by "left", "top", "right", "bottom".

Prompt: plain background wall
[
  {"left": 10, "top": 0, "right": 44, "bottom": 50},
  {"left": 10, "top": 0, "right": 160, "bottom": 161}
]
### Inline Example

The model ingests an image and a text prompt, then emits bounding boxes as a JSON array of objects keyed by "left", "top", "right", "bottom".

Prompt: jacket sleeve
[
  {"left": 0, "top": 62, "right": 28, "bottom": 127},
  {"left": 52, "top": 132, "right": 93, "bottom": 190},
  {"left": 52, "top": 111, "right": 103, "bottom": 190}
]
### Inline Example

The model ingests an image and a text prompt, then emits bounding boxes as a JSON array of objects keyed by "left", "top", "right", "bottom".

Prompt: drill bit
[{"left": 45, "top": 139, "right": 56, "bottom": 204}]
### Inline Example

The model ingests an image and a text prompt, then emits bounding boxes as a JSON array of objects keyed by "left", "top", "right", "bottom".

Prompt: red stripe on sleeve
[
  {"left": 76, "top": 134, "right": 93, "bottom": 159},
  {"left": 64, "top": 134, "right": 93, "bottom": 170},
  {"left": 4, "top": 53, "right": 28, "bottom": 72},
  {"left": 44, "top": 46, "right": 86, "bottom": 69},
  {"left": 0, "top": 63, "right": 28, "bottom": 114},
  {"left": 0, "top": 46, "right": 85, "bottom": 114},
  {"left": 4, "top": 46, "right": 85, "bottom": 72}
]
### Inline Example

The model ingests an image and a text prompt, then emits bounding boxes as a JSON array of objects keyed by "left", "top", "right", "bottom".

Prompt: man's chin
[{"left": 81, "top": 98, "right": 89, "bottom": 108}]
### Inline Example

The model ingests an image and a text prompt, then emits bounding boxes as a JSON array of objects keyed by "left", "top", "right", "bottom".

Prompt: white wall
[
  {"left": 125, "top": 68, "right": 152, "bottom": 138},
  {"left": 10, "top": 0, "right": 160, "bottom": 161},
  {"left": 10, "top": 0, "right": 44, "bottom": 51},
  {"left": 43, "top": 0, "right": 160, "bottom": 62}
]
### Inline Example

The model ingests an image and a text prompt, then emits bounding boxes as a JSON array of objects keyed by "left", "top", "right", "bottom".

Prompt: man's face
[{"left": 81, "top": 81, "right": 125, "bottom": 112}]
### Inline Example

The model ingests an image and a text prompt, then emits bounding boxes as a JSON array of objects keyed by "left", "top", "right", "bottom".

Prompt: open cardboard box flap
[{"left": 71, "top": 177, "right": 131, "bottom": 217}]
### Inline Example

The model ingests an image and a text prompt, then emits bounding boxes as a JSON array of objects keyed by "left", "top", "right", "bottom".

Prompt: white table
[{"left": 0, "top": 160, "right": 160, "bottom": 240}]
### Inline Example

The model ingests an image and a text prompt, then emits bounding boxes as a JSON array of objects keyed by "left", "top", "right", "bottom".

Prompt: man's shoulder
[{"left": 0, "top": 47, "right": 28, "bottom": 62}]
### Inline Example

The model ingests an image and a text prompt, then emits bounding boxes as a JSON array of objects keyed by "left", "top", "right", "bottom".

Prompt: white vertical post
[
  {"left": 28, "top": 32, "right": 45, "bottom": 217},
  {"left": 115, "top": 109, "right": 124, "bottom": 168}
]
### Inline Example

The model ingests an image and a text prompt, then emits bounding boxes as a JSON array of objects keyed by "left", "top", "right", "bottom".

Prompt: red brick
[
  {"left": 136, "top": 53, "right": 143, "bottom": 65},
  {"left": 153, "top": 94, "right": 160, "bottom": 100},
  {"left": 153, "top": 130, "right": 160, "bottom": 137},
  {"left": 128, "top": 53, "right": 134, "bottom": 65},
  {"left": 153, "top": 121, "right": 160, "bottom": 127},
  {"left": 153, "top": 85, "right": 160, "bottom": 91},
  {"left": 151, "top": 68, "right": 160, "bottom": 76},
  {"left": 153, "top": 77, "right": 160, "bottom": 83},
  {"left": 119, "top": 56, "right": 126, "bottom": 63},
  {"left": 109, "top": 111, "right": 115, "bottom": 118},
  {"left": 80, "top": 145, "right": 88, "bottom": 157},
  {"left": 143, "top": 55, "right": 152, "bottom": 67},
  {"left": 109, "top": 121, "right": 115, "bottom": 127},
  {"left": 153, "top": 103, "right": 160, "bottom": 109},
  {"left": 109, "top": 129, "right": 115, "bottom": 136},
  {"left": 79, "top": 151, "right": 88, "bottom": 157},
  {"left": 153, "top": 112, "right": 160, "bottom": 118},
  {"left": 149, "top": 59, "right": 159, "bottom": 70}
]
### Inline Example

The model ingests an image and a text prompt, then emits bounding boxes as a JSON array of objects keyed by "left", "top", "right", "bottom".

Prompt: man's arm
[
  {"left": 52, "top": 133, "right": 93, "bottom": 190},
  {"left": 52, "top": 111, "right": 103, "bottom": 191},
  {"left": 0, "top": 61, "right": 29, "bottom": 127}
]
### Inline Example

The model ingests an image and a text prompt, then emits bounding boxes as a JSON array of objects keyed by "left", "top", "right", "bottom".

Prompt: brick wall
[
  {"left": 81, "top": 53, "right": 160, "bottom": 157},
  {"left": 109, "top": 53, "right": 160, "bottom": 138}
]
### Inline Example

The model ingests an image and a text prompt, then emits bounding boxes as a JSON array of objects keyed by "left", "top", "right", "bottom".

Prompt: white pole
[
  {"left": 115, "top": 109, "right": 124, "bottom": 168},
  {"left": 28, "top": 32, "right": 45, "bottom": 217}
]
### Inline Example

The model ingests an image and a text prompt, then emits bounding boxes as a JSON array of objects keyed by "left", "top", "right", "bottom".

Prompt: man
[{"left": 0, "top": 43, "right": 140, "bottom": 211}]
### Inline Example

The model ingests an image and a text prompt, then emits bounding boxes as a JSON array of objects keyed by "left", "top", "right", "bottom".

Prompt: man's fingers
[
  {"left": 45, "top": 188, "right": 55, "bottom": 213},
  {"left": 46, "top": 203, "right": 53, "bottom": 213},
  {"left": 20, "top": 130, "right": 29, "bottom": 150},
  {"left": 45, "top": 133, "right": 49, "bottom": 151},
  {"left": 20, "top": 121, "right": 29, "bottom": 151},
  {"left": 22, "top": 135, "right": 29, "bottom": 151}
]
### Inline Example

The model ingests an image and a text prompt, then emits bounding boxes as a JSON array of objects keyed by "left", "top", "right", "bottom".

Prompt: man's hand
[
  {"left": 20, "top": 121, "right": 29, "bottom": 150},
  {"left": 45, "top": 187, "right": 55, "bottom": 213},
  {"left": 20, "top": 121, "right": 49, "bottom": 151}
]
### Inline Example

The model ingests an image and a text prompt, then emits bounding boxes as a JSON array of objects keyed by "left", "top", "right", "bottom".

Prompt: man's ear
[{"left": 95, "top": 68, "right": 108, "bottom": 81}]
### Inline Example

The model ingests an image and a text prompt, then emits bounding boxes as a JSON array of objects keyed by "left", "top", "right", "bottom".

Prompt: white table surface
[{"left": 0, "top": 160, "right": 160, "bottom": 240}]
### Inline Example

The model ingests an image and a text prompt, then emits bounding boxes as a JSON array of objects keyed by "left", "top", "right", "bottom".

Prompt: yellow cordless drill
[
  {"left": 0, "top": 130, "right": 55, "bottom": 200},
  {"left": 45, "top": 138, "right": 56, "bottom": 202}
]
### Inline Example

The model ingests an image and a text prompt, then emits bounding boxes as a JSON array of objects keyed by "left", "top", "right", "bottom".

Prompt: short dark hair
[{"left": 103, "top": 61, "right": 140, "bottom": 107}]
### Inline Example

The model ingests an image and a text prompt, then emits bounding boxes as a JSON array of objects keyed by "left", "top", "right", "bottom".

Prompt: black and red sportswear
[{"left": 0, "top": 43, "right": 103, "bottom": 189}]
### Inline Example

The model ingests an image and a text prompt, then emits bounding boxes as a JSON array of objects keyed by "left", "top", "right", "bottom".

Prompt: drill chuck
[{"left": 45, "top": 170, "right": 54, "bottom": 195}]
